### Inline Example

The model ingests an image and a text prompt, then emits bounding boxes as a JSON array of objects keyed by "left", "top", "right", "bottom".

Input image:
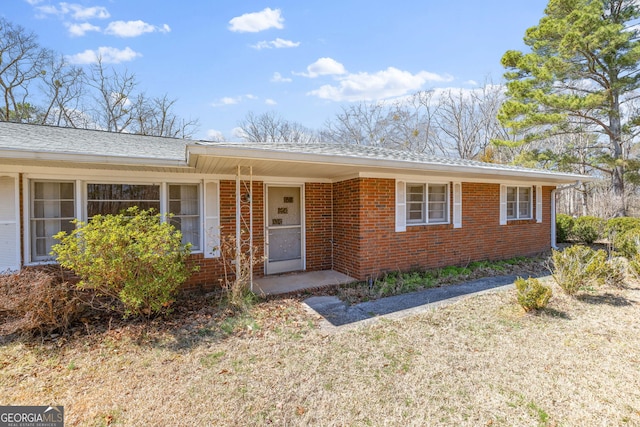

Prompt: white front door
[
  {"left": 265, "top": 185, "right": 304, "bottom": 275},
  {"left": 0, "top": 175, "right": 20, "bottom": 273}
]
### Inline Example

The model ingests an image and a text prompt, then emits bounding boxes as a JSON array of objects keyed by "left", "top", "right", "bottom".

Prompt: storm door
[{"left": 265, "top": 185, "right": 304, "bottom": 274}]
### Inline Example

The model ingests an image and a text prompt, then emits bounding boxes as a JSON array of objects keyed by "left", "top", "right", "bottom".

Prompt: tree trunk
[{"left": 610, "top": 92, "right": 626, "bottom": 217}]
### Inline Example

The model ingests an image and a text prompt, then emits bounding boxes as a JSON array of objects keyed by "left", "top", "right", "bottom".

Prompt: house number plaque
[
  {"left": 272, "top": 218, "right": 283, "bottom": 225},
  {"left": 283, "top": 196, "right": 293, "bottom": 203},
  {"left": 278, "top": 207, "right": 288, "bottom": 214}
]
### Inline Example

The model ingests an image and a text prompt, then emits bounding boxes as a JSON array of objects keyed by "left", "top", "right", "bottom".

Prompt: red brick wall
[
  {"left": 331, "top": 178, "right": 554, "bottom": 281},
  {"left": 182, "top": 177, "right": 554, "bottom": 288},
  {"left": 305, "top": 182, "right": 333, "bottom": 271},
  {"left": 183, "top": 179, "right": 265, "bottom": 292}
]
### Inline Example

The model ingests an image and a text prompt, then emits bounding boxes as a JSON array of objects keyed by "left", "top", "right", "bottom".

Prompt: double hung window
[
  {"left": 506, "top": 186, "right": 532, "bottom": 220},
  {"left": 406, "top": 183, "right": 449, "bottom": 225},
  {"left": 30, "top": 181, "right": 76, "bottom": 261}
]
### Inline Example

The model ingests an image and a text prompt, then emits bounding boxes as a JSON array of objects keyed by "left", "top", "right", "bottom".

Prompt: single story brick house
[{"left": 0, "top": 122, "right": 588, "bottom": 291}]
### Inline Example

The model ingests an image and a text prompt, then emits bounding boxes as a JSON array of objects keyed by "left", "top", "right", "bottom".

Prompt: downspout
[{"left": 551, "top": 181, "right": 582, "bottom": 249}]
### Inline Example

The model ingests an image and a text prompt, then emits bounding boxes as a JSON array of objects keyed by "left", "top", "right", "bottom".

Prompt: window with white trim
[
  {"left": 87, "top": 183, "right": 160, "bottom": 217},
  {"left": 168, "top": 184, "right": 201, "bottom": 250},
  {"left": 406, "top": 183, "right": 449, "bottom": 225},
  {"left": 27, "top": 179, "right": 210, "bottom": 263},
  {"left": 30, "top": 181, "right": 76, "bottom": 261},
  {"left": 506, "top": 186, "right": 532, "bottom": 220}
]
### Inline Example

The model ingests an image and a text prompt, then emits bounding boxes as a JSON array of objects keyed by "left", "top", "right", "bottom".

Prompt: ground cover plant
[{"left": 337, "top": 255, "right": 548, "bottom": 304}]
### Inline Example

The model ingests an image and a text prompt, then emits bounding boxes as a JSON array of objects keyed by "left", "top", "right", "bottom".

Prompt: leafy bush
[
  {"left": 0, "top": 268, "right": 84, "bottom": 335},
  {"left": 551, "top": 245, "right": 610, "bottom": 295},
  {"left": 605, "top": 257, "right": 627, "bottom": 288},
  {"left": 515, "top": 277, "right": 552, "bottom": 312},
  {"left": 612, "top": 228, "right": 640, "bottom": 259},
  {"left": 52, "top": 207, "right": 193, "bottom": 317},
  {"left": 604, "top": 217, "right": 640, "bottom": 239},
  {"left": 571, "top": 216, "right": 603, "bottom": 244},
  {"left": 556, "top": 214, "right": 575, "bottom": 243}
]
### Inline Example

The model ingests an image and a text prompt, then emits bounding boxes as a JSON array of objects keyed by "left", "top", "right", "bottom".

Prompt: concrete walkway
[
  {"left": 303, "top": 274, "right": 547, "bottom": 328},
  {"left": 253, "top": 270, "right": 356, "bottom": 295}
]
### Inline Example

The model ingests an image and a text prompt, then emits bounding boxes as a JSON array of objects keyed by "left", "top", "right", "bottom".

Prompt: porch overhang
[{"left": 187, "top": 143, "right": 594, "bottom": 185}]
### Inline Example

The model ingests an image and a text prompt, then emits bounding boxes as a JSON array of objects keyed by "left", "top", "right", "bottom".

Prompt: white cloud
[
  {"left": 265, "top": 99, "right": 277, "bottom": 105},
  {"left": 205, "top": 129, "right": 225, "bottom": 141},
  {"left": 271, "top": 72, "right": 292, "bottom": 83},
  {"left": 465, "top": 80, "right": 479, "bottom": 86},
  {"left": 307, "top": 67, "right": 454, "bottom": 102},
  {"left": 231, "top": 127, "right": 246, "bottom": 139},
  {"left": 36, "top": 2, "right": 110, "bottom": 20},
  {"left": 298, "top": 57, "right": 346, "bottom": 78},
  {"left": 212, "top": 94, "right": 258, "bottom": 107},
  {"left": 228, "top": 7, "right": 284, "bottom": 33},
  {"left": 66, "top": 22, "right": 100, "bottom": 37},
  {"left": 66, "top": 46, "right": 142, "bottom": 64},
  {"left": 251, "top": 38, "right": 300, "bottom": 50},
  {"left": 104, "top": 20, "right": 171, "bottom": 37}
]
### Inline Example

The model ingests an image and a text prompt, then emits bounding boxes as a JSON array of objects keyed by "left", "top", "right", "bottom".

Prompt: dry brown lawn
[{"left": 1, "top": 279, "right": 640, "bottom": 426}]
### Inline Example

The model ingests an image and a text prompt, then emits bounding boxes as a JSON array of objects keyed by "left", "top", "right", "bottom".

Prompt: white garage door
[{"left": 0, "top": 175, "right": 20, "bottom": 273}]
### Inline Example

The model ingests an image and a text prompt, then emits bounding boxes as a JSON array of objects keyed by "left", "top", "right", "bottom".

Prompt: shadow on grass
[
  {"left": 577, "top": 293, "right": 636, "bottom": 307},
  {"left": 539, "top": 307, "right": 571, "bottom": 319}
]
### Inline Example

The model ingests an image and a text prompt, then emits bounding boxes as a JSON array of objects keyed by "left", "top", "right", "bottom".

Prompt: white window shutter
[
  {"left": 395, "top": 180, "right": 406, "bottom": 232},
  {"left": 203, "top": 180, "right": 220, "bottom": 258},
  {"left": 499, "top": 184, "right": 507, "bottom": 225},
  {"left": 453, "top": 182, "right": 462, "bottom": 229},
  {"left": 0, "top": 175, "right": 20, "bottom": 272},
  {"left": 536, "top": 185, "right": 543, "bottom": 223}
]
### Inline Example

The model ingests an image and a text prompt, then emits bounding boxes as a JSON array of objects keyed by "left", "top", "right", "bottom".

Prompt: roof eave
[
  {"left": 186, "top": 145, "right": 594, "bottom": 184},
  {"left": 0, "top": 148, "right": 189, "bottom": 168}
]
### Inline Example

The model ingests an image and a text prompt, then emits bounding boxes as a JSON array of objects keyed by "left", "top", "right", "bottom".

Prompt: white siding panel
[
  {"left": 453, "top": 182, "right": 462, "bottom": 229},
  {"left": 0, "top": 176, "right": 19, "bottom": 272},
  {"left": 395, "top": 180, "right": 406, "bottom": 232},
  {"left": 203, "top": 180, "right": 220, "bottom": 258},
  {"left": 536, "top": 185, "right": 543, "bottom": 223},
  {"left": 499, "top": 184, "right": 507, "bottom": 226}
]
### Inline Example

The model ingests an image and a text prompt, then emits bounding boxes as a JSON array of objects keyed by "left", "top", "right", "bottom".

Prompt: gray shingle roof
[
  {"left": 0, "top": 121, "right": 187, "bottom": 163},
  {"left": 0, "top": 122, "right": 590, "bottom": 182}
]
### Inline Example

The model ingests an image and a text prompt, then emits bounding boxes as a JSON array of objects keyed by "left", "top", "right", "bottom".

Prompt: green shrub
[
  {"left": 0, "top": 268, "right": 85, "bottom": 335},
  {"left": 629, "top": 254, "right": 640, "bottom": 279},
  {"left": 605, "top": 257, "right": 627, "bottom": 288},
  {"left": 571, "top": 216, "right": 603, "bottom": 244},
  {"left": 515, "top": 277, "right": 552, "bottom": 312},
  {"left": 556, "top": 214, "right": 575, "bottom": 243},
  {"left": 604, "top": 217, "right": 640, "bottom": 239},
  {"left": 52, "top": 207, "right": 193, "bottom": 317},
  {"left": 551, "top": 245, "right": 610, "bottom": 295},
  {"left": 612, "top": 228, "right": 640, "bottom": 258}
]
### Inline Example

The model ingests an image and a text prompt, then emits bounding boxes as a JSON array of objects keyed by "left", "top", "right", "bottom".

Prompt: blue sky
[{"left": 5, "top": 0, "right": 549, "bottom": 140}]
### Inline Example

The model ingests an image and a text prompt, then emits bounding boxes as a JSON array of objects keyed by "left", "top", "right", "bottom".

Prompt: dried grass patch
[{"left": 1, "top": 281, "right": 639, "bottom": 426}]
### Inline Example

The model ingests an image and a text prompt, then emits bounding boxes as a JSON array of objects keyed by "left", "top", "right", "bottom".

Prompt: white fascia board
[{"left": 0, "top": 149, "right": 189, "bottom": 168}]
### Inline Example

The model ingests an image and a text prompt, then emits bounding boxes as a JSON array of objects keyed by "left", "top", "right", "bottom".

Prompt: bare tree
[
  {"left": 237, "top": 111, "right": 319, "bottom": 142},
  {"left": 87, "top": 58, "right": 137, "bottom": 132},
  {"left": 131, "top": 93, "right": 199, "bottom": 138},
  {"left": 0, "top": 17, "right": 53, "bottom": 122},
  {"left": 39, "top": 55, "right": 86, "bottom": 127},
  {"left": 435, "top": 84, "right": 508, "bottom": 160},
  {"left": 321, "top": 103, "right": 390, "bottom": 146}
]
